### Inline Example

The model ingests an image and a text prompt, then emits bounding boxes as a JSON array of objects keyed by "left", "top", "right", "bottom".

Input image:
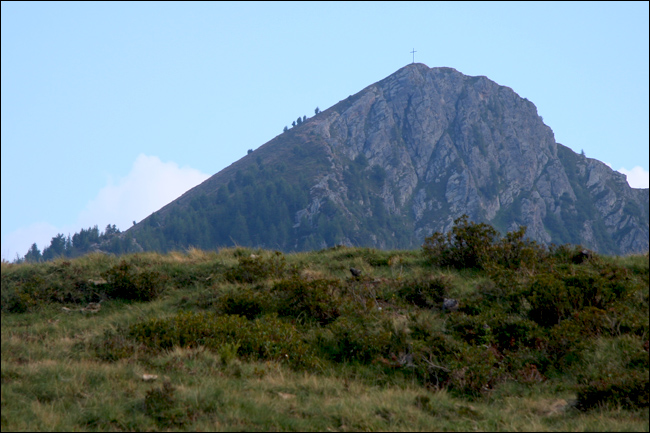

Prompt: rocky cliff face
[
  {"left": 131, "top": 63, "right": 649, "bottom": 255},
  {"left": 282, "top": 63, "right": 648, "bottom": 254}
]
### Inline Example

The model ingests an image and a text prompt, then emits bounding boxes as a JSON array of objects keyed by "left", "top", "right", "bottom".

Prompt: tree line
[{"left": 19, "top": 224, "right": 134, "bottom": 263}]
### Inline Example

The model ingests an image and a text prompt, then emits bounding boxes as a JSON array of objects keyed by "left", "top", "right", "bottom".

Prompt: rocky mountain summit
[{"left": 130, "top": 63, "right": 649, "bottom": 255}]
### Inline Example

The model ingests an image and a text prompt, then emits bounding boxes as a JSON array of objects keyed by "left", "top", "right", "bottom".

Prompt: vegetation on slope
[{"left": 2, "top": 217, "right": 648, "bottom": 431}]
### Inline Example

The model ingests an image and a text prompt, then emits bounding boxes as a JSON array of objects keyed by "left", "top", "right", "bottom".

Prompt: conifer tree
[{"left": 24, "top": 243, "right": 42, "bottom": 263}]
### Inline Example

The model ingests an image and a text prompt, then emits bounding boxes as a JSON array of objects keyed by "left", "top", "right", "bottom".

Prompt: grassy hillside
[{"left": 2, "top": 219, "right": 648, "bottom": 431}]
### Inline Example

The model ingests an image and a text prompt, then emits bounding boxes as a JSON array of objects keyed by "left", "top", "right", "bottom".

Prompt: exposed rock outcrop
[{"left": 290, "top": 64, "right": 648, "bottom": 254}]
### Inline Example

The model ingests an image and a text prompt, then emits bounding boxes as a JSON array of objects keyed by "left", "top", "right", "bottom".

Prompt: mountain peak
[{"left": 128, "top": 66, "right": 649, "bottom": 255}]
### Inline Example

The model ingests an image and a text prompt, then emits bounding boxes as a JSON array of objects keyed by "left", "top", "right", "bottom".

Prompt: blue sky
[{"left": 2, "top": 1, "right": 648, "bottom": 261}]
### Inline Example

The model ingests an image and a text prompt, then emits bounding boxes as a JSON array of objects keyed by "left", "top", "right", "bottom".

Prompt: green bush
[
  {"left": 396, "top": 276, "right": 449, "bottom": 309},
  {"left": 448, "top": 313, "right": 492, "bottom": 346},
  {"left": 527, "top": 273, "right": 570, "bottom": 327},
  {"left": 422, "top": 217, "right": 558, "bottom": 275},
  {"left": 224, "top": 251, "right": 286, "bottom": 283},
  {"left": 544, "top": 309, "right": 605, "bottom": 370},
  {"left": 128, "top": 311, "right": 207, "bottom": 350},
  {"left": 127, "top": 311, "right": 317, "bottom": 369},
  {"left": 447, "top": 345, "right": 505, "bottom": 398},
  {"left": 422, "top": 215, "right": 499, "bottom": 270},
  {"left": 526, "top": 262, "right": 636, "bottom": 329},
  {"left": 421, "top": 332, "right": 465, "bottom": 361},
  {"left": 490, "top": 315, "right": 542, "bottom": 353},
  {"left": 1, "top": 288, "right": 35, "bottom": 313},
  {"left": 562, "top": 266, "right": 627, "bottom": 310},
  {"left": 410, "top": 333, "right": 464, "bottom": 388},
  {"left": 318, "top": 315, "right": 392, "bottom": 363},
  {"left": 273, "top": 277, "right": 342, "bottom": 325},
  {"left": 361, "top": 248, "right": 391, "bottom": 267},
  {"left": 576, "top": 370, "right": 649, "bottom": 410},
  {"left": 573, "top": 335, "right": 649, "bottom": 410},
  {"left": 467, "top": 275, "right": 527, "bottom": 315},
  {"left": 1, "top": 269, "right": 47, "bottom": 313},
  {"left": 0, "top": 259, "right": 109, "bottom": 312},
  {"left": 491, "top": 226, "right": 547, "bottom": 270},
  {"left": 216, "top": 287, "right": 273, "bottom": 320},
  {"left": 102, "top": 260, "right": 167, "bottom": 302},
  {"left": 548, "top": 243, "right": 584, "bottom": 264},
  {"left": 217, "top": 341, "right": 241, "bottom": 366}
]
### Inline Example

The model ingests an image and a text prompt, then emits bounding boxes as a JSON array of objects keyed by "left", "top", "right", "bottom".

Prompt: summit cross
[{"left": 410, "top": 48, "right": 417, "bottom": 64}]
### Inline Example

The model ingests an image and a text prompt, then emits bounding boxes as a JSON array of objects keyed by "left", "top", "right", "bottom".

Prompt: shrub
[
  {"left": 127, "top": 311, "right": 317, "bottom": 369},
  {"left": 1, "top": 270, "right": 46, "bottom": 313},
  {"left": 576, "top": 370, "right": 649, "bottom": 410},
  {"left": 490, "top": 315, "right": 542, "bottom": 353},
  {"left": 527, "top": 262, "right": 636, "bottom": 328},
  {"left": 144, "top": 381, "right": 190, "bottom": 427},
  {"left": 273, "top": 277, "right": 342, "bottom": 325},
  {"left": 1, "top": 259, "right": 110, "bottom": 312},
  {"left": 245, "top": 315, "right": 318, "bottom": 368},
  {"left": 216, "top": 287, "right": 273, "bottom": 320},
  {"left": 548, "top": 243, "right": 584, "bottom": 264},
  {"left": 468, "top": 275, "right": 527, "bottom": 315},
  {"left": 318, "top": 315, "right": 392, "bottom": 363},
  {"left": 102, "top": 260, "right": 167, "bottom": 302},
  {"left": 361, "top": 248, "right": 391, "bottom": 267},
  {"left": 526, "top": 273, "right": 570, "bottom": 327},
  {"left": 573, "top": 335, "right": 649, "bottom": 410},
  {"left": 544, "top": 309, "right": 607, "bottom": 370},
  {"left": 447, "top": 345, "right": 505, "bottom": 398},
  {"left": 421, "top": 333, "right": 465, "bottom": 361},
  {"left": 218, "top": 341, "right": 241, "bottom": 366},
  {"left": 410, "top": 333, "right": 464, "bottom": 387},
  {"left": 448, "top": 313, "right": 492, "bottom": 346},
  {"left": 224, "top": 251, "right": 286, "bottom": 283},
  {"left": 1, "top": 288, "right": 35, "bottom": 313},
  {"left": 422, "top": 215, "right": 499, "bottom": 270},
  {"left": 563, "top": 268, "right": 614, "bottom": 310},
  {"left": 491, "top": 226, "right": 547, "bottom": 270},
  {"left": 396, "top": 276, "right": 449, "bottom": 309}
]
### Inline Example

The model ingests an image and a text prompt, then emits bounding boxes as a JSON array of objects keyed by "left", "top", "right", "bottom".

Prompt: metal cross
[{"left": 410, "top": 48, "right": 417, "bottom": 64}]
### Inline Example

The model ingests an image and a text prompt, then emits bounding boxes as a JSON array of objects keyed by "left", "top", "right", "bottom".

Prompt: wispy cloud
[
  {"left": 1, "top": 154, "right": 210, "bottom": 261},
  {"left": 617, "top": 166, "right": 650, "bottom": 189}
]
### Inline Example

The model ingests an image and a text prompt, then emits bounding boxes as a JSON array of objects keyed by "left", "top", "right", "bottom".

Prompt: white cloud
[
  {"left": 617, "top": 166, "right": 650, "bottom": 189},
  {"left": 77, "top": 154, "right": 210, "bottom": 231},
  {"left": 1, "top": 154, "right": 210, "bottom": 262}
]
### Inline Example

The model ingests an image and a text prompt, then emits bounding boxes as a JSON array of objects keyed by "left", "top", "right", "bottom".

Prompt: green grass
[{"left": 2, "top": 229, "right": 648, "bottom": 431}]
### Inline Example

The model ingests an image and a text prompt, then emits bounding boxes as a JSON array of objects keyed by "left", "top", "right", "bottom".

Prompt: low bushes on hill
[
  {"left": 127, "top": 311, "right": 318, "bottom": 369},
  {"left": 2, "top": 216, "right": 647, "bottom": 413}
]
